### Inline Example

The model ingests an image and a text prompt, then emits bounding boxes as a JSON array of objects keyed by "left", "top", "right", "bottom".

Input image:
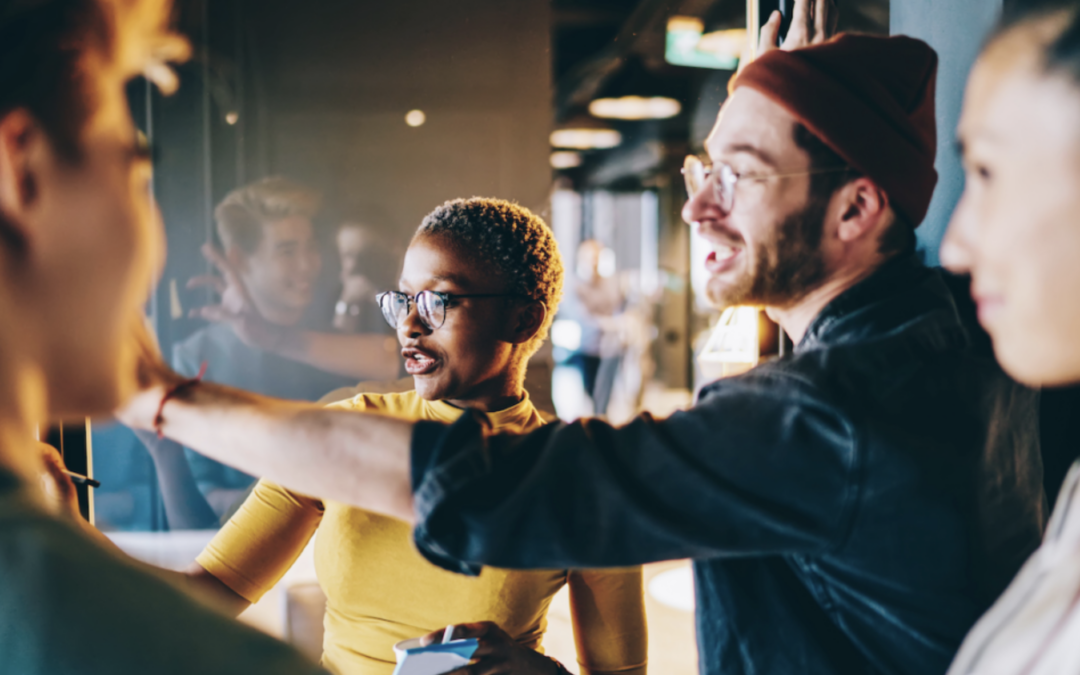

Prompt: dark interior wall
[
  {"left": 891, "top": 0, "right": 1004, "bottom": 264},
  {"left": 248, "top": 0, "right": 554, "bottom": 240},
  {"left": 148, "top": 0, "right": 553, "bottom": 351}
]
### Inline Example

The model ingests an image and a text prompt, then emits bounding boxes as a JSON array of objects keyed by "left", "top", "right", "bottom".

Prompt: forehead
[
  {"left": 263, "top": 216, "right": 315, "bottom": 242},
  {"left": 400, "top": 236, "right": 495, "bottom": 290},
  {"left": 963, "top": 29, "right": 1080, "bottom": 161},
  {"left": 705, "top": 87, "right": 800, "bottom": 162}
]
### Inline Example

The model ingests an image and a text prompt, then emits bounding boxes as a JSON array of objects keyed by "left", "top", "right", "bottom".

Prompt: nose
[
  {"left": 940, "top": 193, "right": 975, "bottom": 274},
  {"left": 398, "top": 300, "right": 430, "bottom": 340},
  {"left": 681, "top": 179, "right": 724, "bottom": 228}
]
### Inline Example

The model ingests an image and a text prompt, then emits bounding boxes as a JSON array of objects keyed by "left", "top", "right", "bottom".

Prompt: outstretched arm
[
  {"left": 119, "top": 368, "right": 416, "bottom": 523},
  {"left": 410, "top": 376, "right": 856, "bottom": 573}
]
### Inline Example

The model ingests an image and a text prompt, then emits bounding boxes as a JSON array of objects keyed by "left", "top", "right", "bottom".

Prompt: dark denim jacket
[{"left": 410, "top": 256, "right": 1046, "bottom": 675}]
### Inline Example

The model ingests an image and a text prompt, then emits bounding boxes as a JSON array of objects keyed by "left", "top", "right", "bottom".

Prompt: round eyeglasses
[
  {"left": 377, "top": 290, "right": 522, "bottom": 331},
  {"left": 682, "top": 155, "right": 850, "bottom": 214}
]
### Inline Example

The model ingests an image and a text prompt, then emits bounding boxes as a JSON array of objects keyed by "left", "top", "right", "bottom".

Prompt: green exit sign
[{"left": 666, "top": 17, "right": 742, "bottom": 70}]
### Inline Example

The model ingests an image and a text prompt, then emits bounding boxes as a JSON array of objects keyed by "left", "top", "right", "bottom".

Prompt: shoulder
[
  {"left": 0, "top": 512, "right": 321, "bottom": 674},
  {"left": 172, "top": 325, "right": 240, "bottom": 372}
]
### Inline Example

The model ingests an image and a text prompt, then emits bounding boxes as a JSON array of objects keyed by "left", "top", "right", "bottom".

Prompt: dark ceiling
[{"left": 552, "top": 0, "right": 889, "bottom": 120}]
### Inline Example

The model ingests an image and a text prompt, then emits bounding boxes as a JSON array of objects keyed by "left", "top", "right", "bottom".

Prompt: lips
[
  {"left": 972, "top": 291, "right": 1005, "bottom": 327},
  {"left": 402, "top": 346, "right": 440, "bottom": 376},
  {"left": 704, "top": 243, "right": 741, "bottom": 275}
]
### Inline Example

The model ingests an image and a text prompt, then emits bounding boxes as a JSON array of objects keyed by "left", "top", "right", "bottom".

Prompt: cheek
[{"left": 987, "top": 204, "right": 1080, "bottom": 384}]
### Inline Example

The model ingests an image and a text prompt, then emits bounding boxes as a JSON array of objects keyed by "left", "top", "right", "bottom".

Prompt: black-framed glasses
[
  {"left": 682, "top": 155, "right": 850, "bottom": 214},
  {"left": 376, "top": 290, "right": 521, "bottom": 331}
]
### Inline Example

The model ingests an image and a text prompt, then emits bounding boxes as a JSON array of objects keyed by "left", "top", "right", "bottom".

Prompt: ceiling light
[
  {"left": 589, "top": 96, "right": 682, "bottom": 120},
  {"left": 405, "top": 110, "right": 426, "bottom": 127},
  {"left": 697, "top": 28, "right": 749, "bottom": 61},
  {"left": 549, "top": 128, "right": 622, "bottom": 150},
  {"left": 550, "top": 151, "right": 583, "bottom": 169}
]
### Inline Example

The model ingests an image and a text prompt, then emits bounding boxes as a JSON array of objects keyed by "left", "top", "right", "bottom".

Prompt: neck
[
  {"left": 446, "top": 365, "right": 527, "bottom": 413},
  {"left": 766, "top": 259, "right": 884, "bottom": 345}
]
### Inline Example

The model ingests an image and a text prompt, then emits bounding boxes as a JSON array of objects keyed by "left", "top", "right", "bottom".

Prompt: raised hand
[
  {"left": 189, "top": 243, "right": 294, "bottom": 352},
  {"left": 420, "top": 622, "right": 566, "bottom": 675},
  {"left": 752, "top": 0, "right": 838, "bottom": 65},
  {"left": 116, "top": 313, "right": 185, "bottom": 431}
]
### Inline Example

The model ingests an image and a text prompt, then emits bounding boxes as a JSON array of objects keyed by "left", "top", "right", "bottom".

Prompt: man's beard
[{"left": 707, "top": 194, "right": 830, "bottom": 310}]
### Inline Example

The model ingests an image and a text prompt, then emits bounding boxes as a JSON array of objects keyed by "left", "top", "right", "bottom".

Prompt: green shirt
[{"left": 0, "top": 469, "right": 325, "bottom": 674}]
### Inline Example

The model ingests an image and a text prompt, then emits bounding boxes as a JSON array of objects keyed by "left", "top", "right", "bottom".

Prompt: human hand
[
  {"left": 37, "top": 441, "right": 81, "bottom": 521},
  {"left": 741, "top": 0, "right": 838, "bottom": 74},
  {"left": 188, "top": 244, "right": 294, "bottom": 353},
  {"left": 115, "top": 314, "right": 184, "bottom": 431},
  {"left": 420, "top": 622, "right": 565, "bottom": 675}
]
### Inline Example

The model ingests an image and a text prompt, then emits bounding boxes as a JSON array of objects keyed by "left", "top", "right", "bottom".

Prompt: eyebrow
[{"left": 719, "top": 143, "right": 777, "bottom": 167}]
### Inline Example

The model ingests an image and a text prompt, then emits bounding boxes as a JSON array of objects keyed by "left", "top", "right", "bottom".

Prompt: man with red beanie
[{"left": 120, "top": 5, "right": 1045, "bottom": 674}]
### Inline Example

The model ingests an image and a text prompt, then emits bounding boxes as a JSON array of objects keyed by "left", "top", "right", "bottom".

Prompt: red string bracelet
[{"left": 154, "top": 361, "right": 207, "bottom": 439}]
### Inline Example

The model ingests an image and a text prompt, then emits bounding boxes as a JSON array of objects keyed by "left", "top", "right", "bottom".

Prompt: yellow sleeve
[
  {"left": 195, "top": 479, "right": 324, "bottom": 603},
  {"left": 568, "top": 567, "right": 648, "bottom": 675}
]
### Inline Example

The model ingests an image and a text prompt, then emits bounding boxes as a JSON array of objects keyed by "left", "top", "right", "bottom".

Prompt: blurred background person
[
  {"left": 561, "top": 239, "right": 627, "bottom": 416},
  {"left": 144, "top": 177, "right": 361, "bottom": 525},
  {"left": 332, "top": 217, "right": 403, "bottom": 336}
]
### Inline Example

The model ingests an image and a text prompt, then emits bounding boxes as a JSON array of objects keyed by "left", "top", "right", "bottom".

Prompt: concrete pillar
[{"left": 892, "top": 0, "right": 1004, "bottom": 264}]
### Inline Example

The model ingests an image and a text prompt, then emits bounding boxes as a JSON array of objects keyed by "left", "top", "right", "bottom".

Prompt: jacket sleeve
[{"left": 411, "top": 376, "right": 860, "bottom": 574}]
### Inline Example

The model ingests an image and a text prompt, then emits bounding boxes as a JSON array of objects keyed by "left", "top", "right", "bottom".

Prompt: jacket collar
[{"left": 797, "top": 254, "right": 966, "bottom": 354}]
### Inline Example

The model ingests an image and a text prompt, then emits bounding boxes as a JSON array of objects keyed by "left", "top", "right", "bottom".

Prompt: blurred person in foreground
[
  {"left": 0, "top": 0, "right": 323, "bottom": 672},
  {"left": 942, "top": 3, "right": 1080, "bottom": 673},
  {"left": 118, "top": 3, "right": 1045, "bottom": 673}
]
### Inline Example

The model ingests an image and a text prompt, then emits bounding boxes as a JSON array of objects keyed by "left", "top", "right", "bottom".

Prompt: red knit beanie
[{"left": 732, "top": 33, "right": 939, "bottom": 226}]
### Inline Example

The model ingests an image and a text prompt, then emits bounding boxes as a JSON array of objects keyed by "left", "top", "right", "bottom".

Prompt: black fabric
[{"left": 410, "top": 255, "right": 1046, "bottom": 675}]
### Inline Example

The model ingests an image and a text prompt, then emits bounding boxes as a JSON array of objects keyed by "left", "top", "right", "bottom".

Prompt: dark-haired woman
[
  {"left": 191, "top": 199, "right": 647, "bottom": 675},
  {"left": 942, "top": 4, "right": 1080, "bottom": 673}
]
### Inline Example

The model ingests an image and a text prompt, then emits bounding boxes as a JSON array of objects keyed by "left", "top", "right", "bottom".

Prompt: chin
[
  {"left": 411, "top": 376, "right": 445, "bottom": 401},
  {"left": 996, "top": 340, "right": 1080, "bottom": 388}
]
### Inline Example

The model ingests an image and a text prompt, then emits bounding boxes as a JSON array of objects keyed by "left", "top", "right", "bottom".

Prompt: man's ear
[
  {"left": 835, "top": 177, "right": 890, "bottom": 244},
  {"left": 0, "top": 110, "right": 45, "bottom": 251},
  {"left": 508, "top": 300, "right": 547, "bottom": 345}
]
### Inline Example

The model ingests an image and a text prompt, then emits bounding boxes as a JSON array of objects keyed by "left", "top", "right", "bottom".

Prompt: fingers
[
  {"left": 419, "top": 627, "right": 446, "bottom": 647},
  {"left": 444, "top": 621, "right": 501, "bottom": 641},
  {"left": 37, "top": 442, "right": 81, "bottom": 518},
  {"left": 813, "top": 0, "right": 838, "bottom": 43},
  {"left": 757, "top": 10, "right": 782, "bottom": 57},
  {"left": 200, "top": 242, "right": 232, "bottom": 274},
  {"left": 419, "top": 621, "right": 499, "bottom": 647},
  {"left": 191, "top": 304, "right": 238, "bottom": 324},
  {"left": 445, "top": 664, "right": 502, "bottom": 675},
  {"left": 186, "top": 274, "right": 226, "bottom": 294},
  {"left": 781, "top": 0, "right": 809, "bottom": 50}
]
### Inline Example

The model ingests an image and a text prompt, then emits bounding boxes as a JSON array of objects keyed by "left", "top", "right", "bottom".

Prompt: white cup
[{"left": 393, "top": 637, "right": 425, "bottom": 663}]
